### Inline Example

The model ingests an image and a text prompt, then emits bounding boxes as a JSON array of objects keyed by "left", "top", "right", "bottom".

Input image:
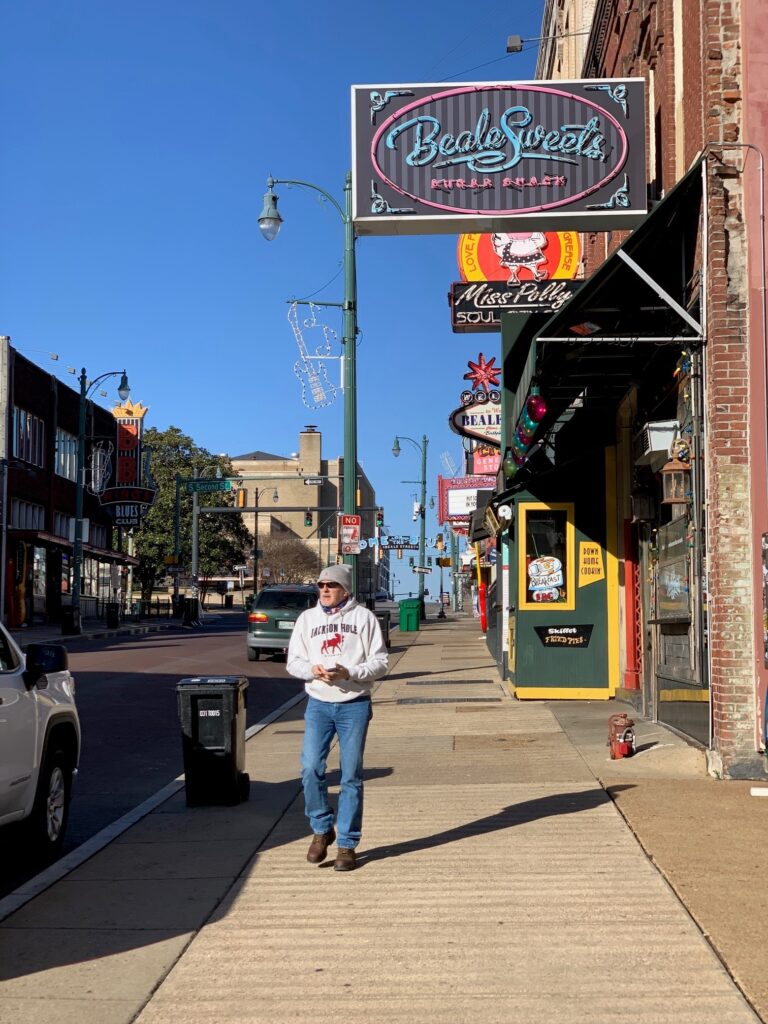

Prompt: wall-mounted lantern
[{"left": 660, "top": 457, "right": 691, "bottom": 503}]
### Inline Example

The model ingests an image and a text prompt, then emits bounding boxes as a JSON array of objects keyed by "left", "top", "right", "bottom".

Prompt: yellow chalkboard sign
[{"left": 578, "top": 542, "right": 604, "bottom": 587}]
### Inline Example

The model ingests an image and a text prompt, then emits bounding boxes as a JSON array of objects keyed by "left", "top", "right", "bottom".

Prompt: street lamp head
[
  {"left": 272, "top": 489, "right": 279, "bottom": 503},
  {"left": 258, "top": 184, "right": 283, "bottom": 241},
  {"left": 392, "top": 437, "right": 401, "bottom": 458},
  {"left": 117, "top": 372, "right": 130, "bottom": 402}
]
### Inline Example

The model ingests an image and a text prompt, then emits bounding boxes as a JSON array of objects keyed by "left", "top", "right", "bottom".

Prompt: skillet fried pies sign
[{"left": 353, "top": 80, "right": 646, "bottom": 235}]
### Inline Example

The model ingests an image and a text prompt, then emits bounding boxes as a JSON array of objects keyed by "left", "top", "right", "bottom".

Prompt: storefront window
[
  {"left": 61, "top": 552, "right": 71, "bottom": 596},
  {"left": 33, "top": 547, "right": 46, "bottom": 619},
  {"left": 519, "top": 503, "right": 575, "bottom": 611},
  {"left": 657, "top": 516, "right": 690, "bottom": 621}
]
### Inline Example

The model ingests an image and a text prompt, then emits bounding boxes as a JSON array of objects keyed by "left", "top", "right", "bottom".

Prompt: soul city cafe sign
[{"left": 352, "top": 79, "right": 646, "bottom": 235}]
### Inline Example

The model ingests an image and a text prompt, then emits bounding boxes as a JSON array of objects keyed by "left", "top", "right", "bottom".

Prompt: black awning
[
  {"left": 468, "top": 489, "right": 494, "bottom": 542},
  {"left": 501, "top": 159, "right": 704, "bottom": 488}
]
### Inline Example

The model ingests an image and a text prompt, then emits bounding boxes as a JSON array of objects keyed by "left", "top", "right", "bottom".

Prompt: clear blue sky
[{"left": 1, "top": 1, "right": 543, "bottom": 584}]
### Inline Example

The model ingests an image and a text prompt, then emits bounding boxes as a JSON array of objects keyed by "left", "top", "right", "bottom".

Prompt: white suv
[{"left": 0, "top": 625, "right": 80, "bottom": 857}]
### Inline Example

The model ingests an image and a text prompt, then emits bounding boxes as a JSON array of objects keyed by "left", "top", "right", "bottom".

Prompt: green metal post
[
  {"left": 261, "top": 174, "right": 358, "bottom": 594},
  {"left": 418, "top": 435, "right": 428, "bottom": 620},
  {"left": 71, "top": 368, "right": 88, "bottom": 633},
  {"left": 342, "top": 172, "right": 358, "bottom": 588}
]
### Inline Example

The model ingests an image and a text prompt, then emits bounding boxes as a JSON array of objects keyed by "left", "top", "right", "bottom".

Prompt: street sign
[
  {"left": 412, "top": 566, "right": 431, "bottom": 574},
  {"left": 163, "top": 554, "right": 179, "bottom": 565},
  {"left": 185, "top": 479, "right": 232, "bottom": 494},
  {"left": 339, "top": 514, "right": 362, "bottom": 555},
  {"left": 233, "top": 564, "right": 248, "bottom": 571},
  {"left": 384, "top": 542, "right": 419, "bottom": 550},
  {"left": 304, "top": 477, "right": 323, "bottom": 486}
]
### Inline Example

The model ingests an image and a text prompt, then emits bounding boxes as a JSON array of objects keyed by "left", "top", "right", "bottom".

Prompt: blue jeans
[{"left": 301, "top": 696, "right": 373, "bottom": 849}]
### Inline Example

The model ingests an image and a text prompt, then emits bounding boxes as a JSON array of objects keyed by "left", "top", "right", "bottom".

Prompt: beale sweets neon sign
[
  {"left": 352, "top": 80, "right": 647, "bottom": 235},
  {"left": 384, "top": 107, "right": 610, "bottom": 172}
]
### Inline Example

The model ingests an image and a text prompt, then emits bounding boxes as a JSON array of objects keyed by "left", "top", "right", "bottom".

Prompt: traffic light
[
  {"left": 427, "top": 556, "right": 432, "bottom": 567},
  {"left": 436, "top": 533, "right": 444, "bottom": 551},
  {"left": 397, "top": 548, "right": 403, "bottom": 560},
  {"left": 304, "top": 509, "right": 313, "bottom": 527},
  {"left": 375, "top": 508, "right": 384, "bottom": 528},
  {"left": 409, "top": 556, "right": 414, "bottom": 566},
  {"left": 237, "top": 489, "right": 247, "bottom": 508}
]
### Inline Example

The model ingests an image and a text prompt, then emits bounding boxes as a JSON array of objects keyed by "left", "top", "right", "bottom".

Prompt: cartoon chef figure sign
[
  {"left": 527, "top": 555, "right": 565, "bottom": 603},
  {"left": 491, "top": 232, "right": 549, "bottom": 286}
]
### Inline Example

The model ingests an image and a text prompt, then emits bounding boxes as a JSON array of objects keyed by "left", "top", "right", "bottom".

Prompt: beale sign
[{"left": 353, "top": 79, "right": 646, "bottom": 235}]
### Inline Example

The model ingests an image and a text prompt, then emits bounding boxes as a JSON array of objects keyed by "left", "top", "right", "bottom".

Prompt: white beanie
[{"left": 317, "top": 564, "right": 354, "bottom": 594}]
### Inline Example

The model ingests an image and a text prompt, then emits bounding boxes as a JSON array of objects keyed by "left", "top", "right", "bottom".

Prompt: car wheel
[
  {"left": 27, "top": 747, "right": 72, "bottom": 858},
  {"left": 247, "top": 647, "right": 259, "bottom": 662}
]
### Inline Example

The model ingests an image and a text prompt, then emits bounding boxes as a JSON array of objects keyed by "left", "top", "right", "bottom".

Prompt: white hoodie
[{"left": 287, "top": 597, "right": 388, "bottom": 703}]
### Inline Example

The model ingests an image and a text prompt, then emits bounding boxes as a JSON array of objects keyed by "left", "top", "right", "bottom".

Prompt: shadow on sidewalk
[{"left": 356, "top": 786, "right": 635, "bottom": 867}]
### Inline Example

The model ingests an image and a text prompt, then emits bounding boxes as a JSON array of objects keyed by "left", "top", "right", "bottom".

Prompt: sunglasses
[{"left": 318, "top": 582, "right": 343, "bottom": 590}]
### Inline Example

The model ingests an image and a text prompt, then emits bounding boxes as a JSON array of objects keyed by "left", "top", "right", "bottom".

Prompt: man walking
[{"left": 287, "top": 564, "right": 388, "bottom": 871}]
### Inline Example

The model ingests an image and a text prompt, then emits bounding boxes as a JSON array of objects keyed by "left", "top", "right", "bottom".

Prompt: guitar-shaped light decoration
[
  {"left": 88, "top": 441, "right": 114, "bottom": 496},
  {"left": 288, "top": 301, "right": 338, "bottom": 409}
]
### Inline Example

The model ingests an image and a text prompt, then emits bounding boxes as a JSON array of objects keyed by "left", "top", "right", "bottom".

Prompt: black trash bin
[
  {"left": 60, "top": 607, "right": 81, "bottom": 636},
  {"left": 182, "top": 597, "right": 201, "bottom": 626},
  {"left": 177, "top": 675, "right": 250, "bottom": 806},
  {"left": 375, "top": 610, "right": 391, "bottom": 648},
  {"left": 105, "top": 602, "right": 120, "bottom": 628}
]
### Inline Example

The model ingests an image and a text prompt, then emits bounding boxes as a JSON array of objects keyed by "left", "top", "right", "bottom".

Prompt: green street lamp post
[
  {"left": 71, "top": 368, "right": 130, "bottom": 634},
  {"left": 252, "top": 486, "right": 279, "bottom": 599},
  {"left": 259, "top": 174, "right": 359, "bottom": 590},
  {"left": 190, "top": 464, "right": 223, "bottom": 601},
  {"left": 392, "top": 434, "right": 429, "bottom": 621}
]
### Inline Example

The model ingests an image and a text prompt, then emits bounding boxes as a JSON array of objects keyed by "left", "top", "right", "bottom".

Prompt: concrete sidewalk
[{"left": 1, "top": 616, "right": 767, "bottom": 1023}]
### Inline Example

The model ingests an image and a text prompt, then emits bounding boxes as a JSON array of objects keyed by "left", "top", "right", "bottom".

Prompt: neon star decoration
[{"left": 463, "top": 353, "right": 501, "bottom": 392}]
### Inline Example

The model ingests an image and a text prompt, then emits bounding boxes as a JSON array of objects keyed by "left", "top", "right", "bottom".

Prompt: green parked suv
[{"left": 246, "top": 584, "right": 318, "bottom": 661}]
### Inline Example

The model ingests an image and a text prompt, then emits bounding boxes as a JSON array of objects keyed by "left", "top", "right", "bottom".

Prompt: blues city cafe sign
[
  {"left": 450, "top": 279, "right": 581, "bottom": 332},
  {"left": 352, "top": 80, "right": 646, "bottom": 235},
  {"left": 97, "top": 399, "right": 157, "bottom": 528}
]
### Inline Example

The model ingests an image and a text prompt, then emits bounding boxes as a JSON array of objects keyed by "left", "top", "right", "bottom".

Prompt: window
[
  {"left": 12, "top": 408, "right": 45, "bottom": 467},
  {"left": 0, "top": 628, "right": 20, "bottom": 671},
  {"left": 90, "top": 524, "right": 107, "bottom": 549},
  {"left": 10, "top": 499, "right": 45, "bottom": 532},
  {"left": 518, "top": 503, "right": 575, "bottom": 612},
  {"left": 55, "top": 428, "right": 78, "bottom": 481},
  {"left": 53, "top": 512, "right": 73, "bottom": 539}
]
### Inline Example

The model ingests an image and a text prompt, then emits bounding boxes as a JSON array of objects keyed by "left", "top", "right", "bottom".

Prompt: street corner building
[
  {"left": 0, "top": 340, "right": 140, "bottom": 628},
  {"left": 472, "top": 0, "right": 768, "bottom": 779}
]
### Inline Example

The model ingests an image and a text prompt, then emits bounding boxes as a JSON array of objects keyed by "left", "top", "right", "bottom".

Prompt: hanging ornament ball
[
  {"left": 512, "top": 450, "right": 527, "bottom": 466},
  {"left": 527, "top": 393, "right": 547, "bottom": 423},
  {"left": 516, "top": 425, "right": 533, "bottom": 445}
]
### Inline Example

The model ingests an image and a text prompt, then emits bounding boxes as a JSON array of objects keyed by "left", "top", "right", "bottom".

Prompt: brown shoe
[
  {"left": 334, "top": 847, "right": 356, "bottom": 872},
  {"left": 307, "top": 829, "right": 335, "bottom": 864}
]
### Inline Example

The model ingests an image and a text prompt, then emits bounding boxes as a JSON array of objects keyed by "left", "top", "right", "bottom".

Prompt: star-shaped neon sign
[{"left": 463, "top": 353, "right": 501, "bottom": 391}]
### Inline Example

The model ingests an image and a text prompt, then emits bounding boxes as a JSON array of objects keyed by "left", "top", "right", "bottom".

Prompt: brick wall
[
  {"left": 700, "top": 0, "right": 763, "bottom": 776},
  {"left": 564, "top": 0, "right": 764, "bottom": 774}
]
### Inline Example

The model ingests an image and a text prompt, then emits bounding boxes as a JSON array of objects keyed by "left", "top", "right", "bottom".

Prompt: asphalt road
[{"left": 0, "top": 614, "right": 305, "bottom": 898}]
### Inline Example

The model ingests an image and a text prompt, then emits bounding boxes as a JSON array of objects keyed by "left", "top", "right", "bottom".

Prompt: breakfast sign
[{"left": 352, "top": 79, "right": 646, "bottom": 235}]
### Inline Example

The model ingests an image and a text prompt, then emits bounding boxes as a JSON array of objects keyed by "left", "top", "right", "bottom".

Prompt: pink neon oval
[{"left": 370, "top": 84, "right": 629, "bottom": 216}]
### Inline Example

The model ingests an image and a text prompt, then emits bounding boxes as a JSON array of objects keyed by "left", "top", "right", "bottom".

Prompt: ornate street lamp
[
  {"left": 259, "top": 173, "right": 359, "bottom": 590},
  {"left": 70, "top": 368, "right": 130, "bottom": 634},
  {"left": 392, "top": 434, "right": 429, "bottom": 620}
]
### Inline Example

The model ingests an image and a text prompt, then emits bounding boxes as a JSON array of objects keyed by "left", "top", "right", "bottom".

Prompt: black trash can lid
[{"left": 177, "top": 675, "right": 249, "bottom": 691}]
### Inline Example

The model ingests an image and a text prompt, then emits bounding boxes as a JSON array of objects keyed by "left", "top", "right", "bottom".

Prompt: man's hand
[{"left": 311, "top": 664, "right": 350, "bottom": 684}]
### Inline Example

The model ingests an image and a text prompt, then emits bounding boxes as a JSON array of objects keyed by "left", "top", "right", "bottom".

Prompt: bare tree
[{"left": 257, "top": 536, "right": 319, "bottom": 585}]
